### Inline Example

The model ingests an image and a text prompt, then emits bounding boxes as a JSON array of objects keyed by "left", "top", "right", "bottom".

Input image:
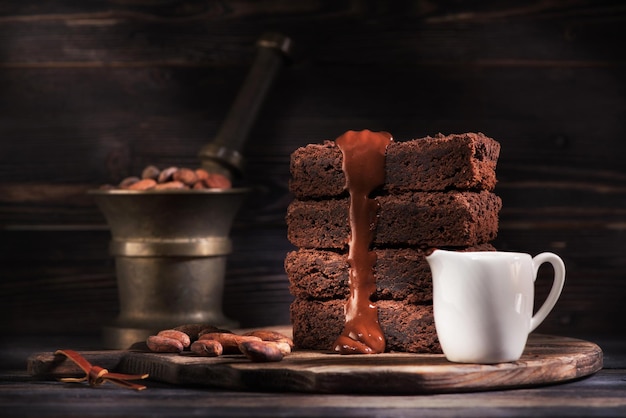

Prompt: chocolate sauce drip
[{"left": 333, "top": 130, "right": 392, "bottom": 355}]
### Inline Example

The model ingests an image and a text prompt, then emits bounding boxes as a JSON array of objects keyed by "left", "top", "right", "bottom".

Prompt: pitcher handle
[{"left": 529, "top": 252, "right": 566, "bottom": 332}]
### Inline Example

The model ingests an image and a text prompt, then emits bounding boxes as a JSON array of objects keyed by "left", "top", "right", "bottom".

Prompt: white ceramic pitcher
[{"left": 426, "top": 249, "right": 566, "bottom": 363}]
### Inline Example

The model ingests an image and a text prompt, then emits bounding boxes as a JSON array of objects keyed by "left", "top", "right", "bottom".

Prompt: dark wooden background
[{"left": 1, "top": 0, "right": 624, "bottom": 341}]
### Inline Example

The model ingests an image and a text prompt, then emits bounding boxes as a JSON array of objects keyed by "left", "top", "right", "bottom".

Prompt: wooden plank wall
[{"left": 1, "top": 1, "right": 624, "bottom": 338}]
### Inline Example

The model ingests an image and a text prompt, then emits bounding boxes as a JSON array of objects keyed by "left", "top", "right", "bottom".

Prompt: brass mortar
[{"left": 91, "top": 188, "right": 247, "bottom": 348}]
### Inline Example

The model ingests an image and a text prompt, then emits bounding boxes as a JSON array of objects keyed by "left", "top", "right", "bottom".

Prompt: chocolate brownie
[
  {"left": 287, "top": 190, "right": 502, "bottom": 249},
  {"left": 286, "top": 244, "right": 496, "bottom": 303},
  {"left": 290, "top": 298, "right": 440, "bottom": 353},
  {"left": 289, "top": 132, "right": 500, "bottom": 199}
]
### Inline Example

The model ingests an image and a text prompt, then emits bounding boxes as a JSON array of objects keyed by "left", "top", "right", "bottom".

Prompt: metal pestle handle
[{"left": 199, "top": 32, "right": 293, "bottom": 179}]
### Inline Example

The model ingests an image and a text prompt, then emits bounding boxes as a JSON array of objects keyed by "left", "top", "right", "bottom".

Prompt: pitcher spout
[
  {"left": 425, "top": 248, "right": 451, "bottom": 262},
  {"left": 425, "top": 248, "right": 466, "bottom": 275},
  {"left": 425, "top": 248, "right": 440, "bottom": 259},
  {"left": 425, "top": 248, "right": 443, "bottom": 271}
]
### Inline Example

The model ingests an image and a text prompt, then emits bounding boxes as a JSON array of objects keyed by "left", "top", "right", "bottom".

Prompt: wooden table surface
[{"left": 1, "top": 334, "right": 625, "bottom": 417}]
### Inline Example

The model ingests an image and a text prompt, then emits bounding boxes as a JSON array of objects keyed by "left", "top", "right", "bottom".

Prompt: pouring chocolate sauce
[{"left": 333, "top": 130, "right": 393, "bottom": 354}]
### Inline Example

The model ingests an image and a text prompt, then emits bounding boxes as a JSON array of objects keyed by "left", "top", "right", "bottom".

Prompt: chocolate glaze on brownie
[
  {"left": 287, "top": 190, "right": 502, "bottom": 249},
  {"left": 291, "top": 298, "right": 440, "bottom": 353},
  {"left": 332, "top": 130, "right": 391, "bottom": 354},
  {"left": 289, "top": 132, "right": 500, "bottom": 199}
]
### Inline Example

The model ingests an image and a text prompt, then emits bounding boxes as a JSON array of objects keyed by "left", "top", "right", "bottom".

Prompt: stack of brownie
[{"left": 285, "top": 132, "right": 502, "bottom": 353}]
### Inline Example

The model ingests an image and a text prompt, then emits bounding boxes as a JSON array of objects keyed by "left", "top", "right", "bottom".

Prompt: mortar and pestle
[{"left": 90, "top": 33, "right": 293, "bottom": 349}]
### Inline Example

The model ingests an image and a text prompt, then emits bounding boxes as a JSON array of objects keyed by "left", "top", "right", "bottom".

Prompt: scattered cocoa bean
[
  {"left": 198, "top": 333, "right": 261, "bottom": 354},
  {"left": 243, "top": 330, "right": 294, "bottom": 348},
  {"left": 146, "top": 335, "right": 184, "bottom": 353},
  {"left": 141, "top": 165, "right": 160, "bottom": 180},
  {"left": 147, "top": 325, "right": 291, "bottom": 361},
  {"left": 173, "top": 324, "right": 219, "bottom": 341},
  {"left": 127, "top": 178, "right": 157, "bottom": 190},
  {"left": 273, "top": 341, "right": 292, "bottom": 356},
  {"left": 157, "top": 166, "right": 178, "bottom": 183},
  {"left": 239, "top": 340, "right": 284, "bottom": 362},
  {"left": 198, "top": 327, "right": 232, "bottom": 338},
  {"left": 157, "top": 329, "right": 191, "bottom": 348},
  {"left": 190, "top": 340, "right": 223, "bottom": 357}
]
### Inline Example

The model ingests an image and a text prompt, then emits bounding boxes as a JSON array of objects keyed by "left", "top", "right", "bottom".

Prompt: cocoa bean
[
  {"left": 173, "top": 324, "right": 220, "bottom": 341},
  {"left": 243, "top": 330, "right": 294, "bottom": 348},
  {"left": 239, "top": 340, "right": 284, "bottom": 362},
  {"left": 146, "top": 335, "right": 184, "bottom": 353},
  {"left": 190, "top": 340, "right": 223, "bottom": 357},
  {"left": 198, "top": 327, "right": 232, "bottom": 338},
  {"left": 204, "top": 173, "right": 231, "bottom": 189},
  {"left": 157, "top": 329, "right": 191, "bottom": 348},
  {"left": 157, "top": 166, "right": 178, "bottom": 183},
  {"left": 173, "top": 168, "right": 198, "bottom": 186},
  {"left": 141, "top": 165, "right": 160, "bottom": 180},
  {"left": 273, "top": 341, "right": 292, "bottom": 356},
  {"left": 153, "top": 181, "right": 186, "bottom": 190},
  {"left": 119, "top": 176, "right": 140, "bottom": 188},
  {"left": 195, "top": 169, "right": 210, "bottom": 181},
  {"left": 128, "top": 178, "right": 157, "bottom": 190}
]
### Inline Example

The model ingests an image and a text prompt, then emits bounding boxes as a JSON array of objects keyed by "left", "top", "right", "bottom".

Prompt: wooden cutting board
[{"left": 28, "top": 334, "right": 602, "bottom": 394}]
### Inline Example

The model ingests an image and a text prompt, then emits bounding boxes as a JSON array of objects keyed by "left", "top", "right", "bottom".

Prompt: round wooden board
[{"left": 29, "top": 334, "right": 603, "bottom": 394}]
